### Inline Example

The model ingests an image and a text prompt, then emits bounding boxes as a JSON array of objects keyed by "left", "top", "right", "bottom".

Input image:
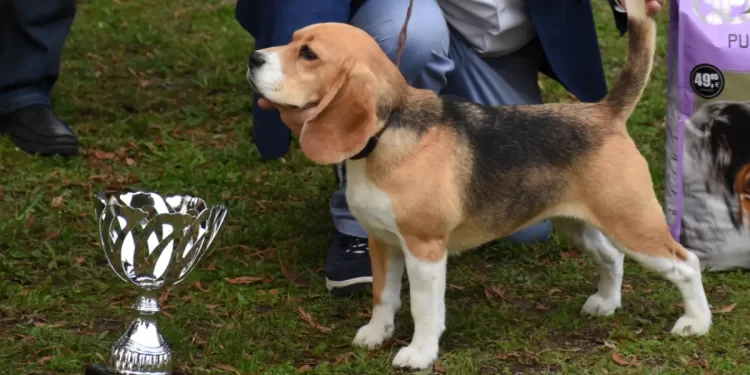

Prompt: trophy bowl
[{"left": 91, "top": 190, "right": 228, "bottom": 375}]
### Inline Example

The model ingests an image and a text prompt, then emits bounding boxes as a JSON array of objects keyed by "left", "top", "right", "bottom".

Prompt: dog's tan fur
[{"left": 248, "top": 0, "right": 712, "bottom": 369}]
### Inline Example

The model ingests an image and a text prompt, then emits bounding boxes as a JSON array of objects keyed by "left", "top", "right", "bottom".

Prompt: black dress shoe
[{"left": 1, "top": 105, "right": 79, "bottom": 156}]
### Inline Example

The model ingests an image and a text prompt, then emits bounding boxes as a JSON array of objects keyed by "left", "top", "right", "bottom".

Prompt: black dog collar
[{"left": 348, "top": 111, "right": 397, "bottom": 160}]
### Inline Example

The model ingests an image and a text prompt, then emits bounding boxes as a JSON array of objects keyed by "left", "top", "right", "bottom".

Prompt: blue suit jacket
[{"left": 236, "top": 0, "right": 628, "bottom": 160}]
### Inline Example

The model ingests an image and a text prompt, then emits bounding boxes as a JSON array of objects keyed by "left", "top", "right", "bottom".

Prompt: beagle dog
[{"left": 248, "top": 0, "right": 712, "bottom": 369}]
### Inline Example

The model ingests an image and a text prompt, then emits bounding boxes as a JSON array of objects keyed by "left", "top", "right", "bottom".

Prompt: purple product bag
[{"left": 664, "top": 0, "right": 750, "bottom": 271}]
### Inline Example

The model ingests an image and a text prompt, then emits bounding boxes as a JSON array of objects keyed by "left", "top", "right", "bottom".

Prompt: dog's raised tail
[{"left": 602, "top": 0, "right": 656, "bottom": 122}]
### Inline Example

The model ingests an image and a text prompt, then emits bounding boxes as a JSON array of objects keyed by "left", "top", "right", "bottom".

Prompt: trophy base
[{"left": 84, "top": 365, "right": 113, "bottom": 375}]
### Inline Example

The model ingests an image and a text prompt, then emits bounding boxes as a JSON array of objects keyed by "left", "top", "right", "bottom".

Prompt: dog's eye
[{"left": 299, "top": 45, "right": 317, "bottom": 60}]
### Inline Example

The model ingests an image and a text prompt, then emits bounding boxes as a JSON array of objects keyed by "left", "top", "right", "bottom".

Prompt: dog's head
[
  {"left": 684, "top": 101, "right": 750, "bottom": 194},
  {"left": 247, "top": 22, "right": 407, "bottom": 164}
]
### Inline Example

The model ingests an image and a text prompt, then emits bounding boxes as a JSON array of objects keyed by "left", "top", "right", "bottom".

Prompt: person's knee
[
  {"left": 505, "top": 221, "right": 553, "bottom": 245},
  {"left": 350, "top": 0, "right": 449, "bottom": 83}
]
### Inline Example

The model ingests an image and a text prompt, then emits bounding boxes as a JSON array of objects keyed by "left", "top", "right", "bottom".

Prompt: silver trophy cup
[{"left": 91, "top": 191, "right": 228, "bottom": 375}]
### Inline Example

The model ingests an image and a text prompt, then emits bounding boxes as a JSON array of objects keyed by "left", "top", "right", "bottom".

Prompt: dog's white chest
[{"left": 345, "top": 160, "right": 403, "bottom": 247}]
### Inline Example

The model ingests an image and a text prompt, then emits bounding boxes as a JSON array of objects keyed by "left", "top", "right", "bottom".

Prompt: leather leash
[
  {"left": 349, "top": 0, "right": 413, "bottom": 160},
  {"left": 395, "top": 0, "right": 415, "bottom": 68}
]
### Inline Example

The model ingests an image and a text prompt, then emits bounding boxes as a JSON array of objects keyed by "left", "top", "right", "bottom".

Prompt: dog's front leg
[
  {"left": 392, "top": 238, "right": 447, "bottom": 370},
  {"left": 353, "top": 237, "right": 404, "bottom": 348}
]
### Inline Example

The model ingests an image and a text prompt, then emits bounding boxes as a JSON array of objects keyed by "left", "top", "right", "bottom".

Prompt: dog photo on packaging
[{"left": 665, "top": 0, "right": 750, "bottom": 272}]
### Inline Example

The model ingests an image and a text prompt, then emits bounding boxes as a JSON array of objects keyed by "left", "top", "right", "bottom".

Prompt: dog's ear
[
  {"left": 299, "top": 58, "right": 378, "bottom": 164},
  {"left": 735, "top": 164, "right": 750, "bottom": 223}
]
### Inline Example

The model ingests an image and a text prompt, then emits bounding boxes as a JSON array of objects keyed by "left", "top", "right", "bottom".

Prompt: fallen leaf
[
  {"left": 297, "top": 364, "right": 312, "bottom": 373},
  {"left": 434, "top": 359, "right": 447, "bottom": 373},
  {"left": 73, "top": 256, "right": 86, "bottom": 267},
  {"left": 94, "top": 150, "right": 117, "bottom": 160},
  {"left": 535, "top": 303, "right": 550, "bottom": 311},
  {"left": 50, "top": 196, "right": 65, "bottom": 208},
  {"left": 333, "top": 352, "right": 354, "bottom": 365},
  {"left": 206, "top": 304, "right": 219, "bottom": 310},
  {"left": 225, "top": 276, "right": 267, "bottom": 285},
  {"left": 45, "top": 232, "right": 61, "bottom": 239},
  {"left": 126, "top": 157, "right": 136, "bottom": 166},
  {"left": 280, "top": 261, "right": 309, "bottom": 288},
  {"left": 610, "top": 351, "right": 637, "bottom": 366},
  {"left": 212, "top": 363, "right": 240, "bottom": 375},
  {"left": 298, "top": 307, "right": 332, "bottom": 332},
  {"left": 547, "top": 288, "right": 562, "bottom": 296},
  {"left": 711, "top": 302, "right": 736, "bottom": 314},
  {"left": 39, "top": 356, "right": 53, "bottom": 364},
  {"left": 193, "top": 281, "right": 209, "bottom": 292},
  {"left": 159, "top": 288, "right": 171, "bottom": 303},
  {"left": 88, "top": 158, "right": 112, "bottom": 173},
  {"left": 26, "top": 214, "right": 37, "bottom": 228},
  {"left": 561, "top": 251, "right": 581, "bottom": 258},
  {"left": 484, "top": 285, "right": 506, "bottom": 300}
]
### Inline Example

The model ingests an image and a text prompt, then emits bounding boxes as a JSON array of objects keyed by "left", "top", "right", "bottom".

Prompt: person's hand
[
  {"left": 258, "top": 97, "right": 276, "bottom": 110},
  {"left": 256, "top": 97, "right": 310, "bottom": 135},
  {"left": 619, "top": 0, "right": 664, "bottom": 17}
]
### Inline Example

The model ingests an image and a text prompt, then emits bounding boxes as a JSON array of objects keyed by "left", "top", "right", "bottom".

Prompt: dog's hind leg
[
  {"left": 580, "top": 150, "right": 712, "bottom": 335},
  {"left": 553, "top": 218, "right": 624, "bottom": 317}
]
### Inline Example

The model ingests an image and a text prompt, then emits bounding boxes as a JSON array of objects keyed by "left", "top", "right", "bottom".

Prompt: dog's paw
[
  {"left": 392, "top": 345, "right": 438, "bottom": 370},
  {"left": 671, "top": 314, "right": 711, "bottom": 336},
  {"left": 352, "top": 323, "right": 393, "bottom": 349},
  {"left": 581, "top": 293, "right": 620, "bottom": 317}
]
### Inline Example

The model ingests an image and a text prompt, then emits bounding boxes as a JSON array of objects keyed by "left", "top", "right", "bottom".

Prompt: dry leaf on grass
[
  {"left": 193, "top": 281, "right": 209, "bottom": 292},
  {"left": 73, "top": 257, "right": 86, "bottom": 267},
  {"left": 333, "top": 352, "right": 354, "bottom": 365},
  {"left": 297, "top": 364, "right": 312, "bottom": 373},
  {"left": 711, "top": 302, "right": 736, "bottom": 314},
  {"left": 159, "top": 288, "right": 171, "bottom": 303},
  {"left": 212, "top": 363, "right": 240, "bottom": 375},
  {"left": 611, "top": 351, "right": 637, "bottom": 366},
  {"left": 225, "top": 276, "right": 268, "bottom": 285},
  {"left": 280, "top": 261, "right": 309, "bottom": 288},
  {"left": 298, "top": 307, "right": 332, "bottom": 332},
  {"left": 50, "top": 196, "right": 64, "bottom": 208},
  {"left": 93, "top": 150, "right": 117, "bottom": 160},
  {"left": 39, "top": 356, "right": 53, "bottom": 364}
]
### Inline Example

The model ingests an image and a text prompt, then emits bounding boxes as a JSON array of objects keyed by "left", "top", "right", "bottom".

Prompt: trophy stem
[{"left": 107, "top": 291, "right": 173, "bottom": 375}]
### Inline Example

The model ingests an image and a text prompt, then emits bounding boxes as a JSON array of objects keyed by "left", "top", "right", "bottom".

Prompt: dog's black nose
[{"left": 249, "top": 52, "right": 265, "bottom": 68}]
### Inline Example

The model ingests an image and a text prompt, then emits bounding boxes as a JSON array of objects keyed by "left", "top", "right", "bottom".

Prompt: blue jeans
[
  {"left": 331, "top": 0, "right": 552, "bottom": 243},
  {"left": 0, "top": 0, "right": 76, "bottom": 117},
  {"left": 236, "top": 0, "right": 553, "bottom": 244}
]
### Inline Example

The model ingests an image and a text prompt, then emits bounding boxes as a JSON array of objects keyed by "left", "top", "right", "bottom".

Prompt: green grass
[{"left": 1, "top": 1, "right": 748, "bottom": 374}]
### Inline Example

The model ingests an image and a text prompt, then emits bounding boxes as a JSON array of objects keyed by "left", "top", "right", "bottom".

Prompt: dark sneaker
[{"left": 324, "top": 231, "right": 372, "bottom": 296}]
